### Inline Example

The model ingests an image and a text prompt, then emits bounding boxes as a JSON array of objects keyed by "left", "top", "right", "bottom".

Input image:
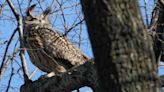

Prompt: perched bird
[{"left": 23, "top": 5, "right": 89, "bottom": 77}]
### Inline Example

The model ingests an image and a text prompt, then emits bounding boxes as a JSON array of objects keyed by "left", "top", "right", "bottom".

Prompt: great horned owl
[{"left": 23, "top": 5, "right": 89, "bottom": 77}]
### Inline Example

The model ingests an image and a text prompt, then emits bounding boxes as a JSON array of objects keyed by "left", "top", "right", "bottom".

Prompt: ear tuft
[
  {"left": 27, "top": 4, "right": 36, "bottom": 17},
  {"left": 42, "top": 7, "right": 51, "bottom": 18}
]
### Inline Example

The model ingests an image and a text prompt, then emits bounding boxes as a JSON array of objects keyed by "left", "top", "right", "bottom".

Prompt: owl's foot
[
  {"left": 38, "top": 66, "right": 66, "bottom": 80},
  {"left": 45, "top": 72, "right": 56, "bottom": 78},
  {"left": 39, "top": 72, "right": 55, "bottom": 80}
]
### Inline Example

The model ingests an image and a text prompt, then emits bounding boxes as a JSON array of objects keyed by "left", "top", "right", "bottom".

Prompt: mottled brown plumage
[{"left": 23, "top": 5, "right": 88, "bottom": 77}]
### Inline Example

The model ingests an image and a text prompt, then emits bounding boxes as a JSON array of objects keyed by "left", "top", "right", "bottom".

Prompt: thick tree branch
[{"left": 20, "top": 61, "right": 97, "bottom": 92}]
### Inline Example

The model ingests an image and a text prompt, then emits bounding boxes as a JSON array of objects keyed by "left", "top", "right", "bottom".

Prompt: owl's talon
[
  {"left": 38, "top": 72, "right": 55, "bottom": 80},
  {"left": 38, "top": 75, "right": 47, "bottom": 80}
]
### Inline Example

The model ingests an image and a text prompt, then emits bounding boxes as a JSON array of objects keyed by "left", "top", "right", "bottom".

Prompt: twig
[
  {"left": 5, "top": 61, "right": 14, "bottom": 92},
  {"left": 0, "top": 1, "right": 6, "bottom": 15},
  {"left": 16, "top": 0, "right": 23, "bottom": 16},
  {"left": 50, "top": 0, "right": 56, "bottom": 10},
  {"left": 29, "top": 68, "right": 39, "bottom": 79},
  {"left": 0, "top": 39, "right": 19, "bottom": 79},
  {"left": 0, "top": 28, "right": 17, "bottom": 79},
  {"left": 0, "top": 48, "right": 18, "bottom": 79},
  {"left": 64, "top": 18, "right": 84, "bottom": 36},
  {"left": 78, "top": 18, "right": 83, "bottom": 48},
  {"left": 6, "top": 0, "right": 19, "bottom": 18},
  {"left": 37, "top": 0, "right": 44, "bottom": 11},
  {"left": 144, "top": 0, "right": 149, "bottom": 26},
  {"left": 0, "top": 40, "right": 8, "bottom": 48},
  {"left": 56, "top": 0, "right": 67, "bottom": 32},
  {"left": 50, "top": 3, "right": 80, "bottom": 14}
]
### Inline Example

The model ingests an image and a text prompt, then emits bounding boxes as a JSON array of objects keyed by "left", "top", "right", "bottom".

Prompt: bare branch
[
  {"left": 64, "top": 18, "right": 85, "bottom": 36},
  {"left": 0, "top": 48, "right": 18, "bottom": 79},
  {"left": 20, "top": 61, "right": 97, "bottom": 92},
  {"left": 144, "top": 0, "right": 149, "bottom": 26},
  {"left": 50, "top": 0, "right": 56, "bottom": 10},
  {"left": 37, "top": 0, "right": 44, "bottom": 11},
  {"left": 6, "top": 0, "right": 19, "bottom": 18},
  {"left": 0, "top": 1, "right": 6, "bottom": 15},
  {"left": 5, "top": 62, "right": 14, "bottom": 92},
  {"left": 0, "top": 28, "right": 17, "bottom": 79},
  {"left": 6, "top": 0, "right": 29, "bottom": 82},
  {"left": 78, "top": 19, "right": 83, "bottom": 48},
  {"left": 56, "top": 0, "right": 68, "bottom": 32},
  {"left": 29, "top": 68, "right": 39, "bottom": 79},
  {"left": 16, "top": 0, "right": 23, "bottom": 16}
]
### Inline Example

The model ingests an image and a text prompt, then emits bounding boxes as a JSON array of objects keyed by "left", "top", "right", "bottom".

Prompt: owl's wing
[{"left": 39, "top": 28, "right": 89, "bottom": 68}]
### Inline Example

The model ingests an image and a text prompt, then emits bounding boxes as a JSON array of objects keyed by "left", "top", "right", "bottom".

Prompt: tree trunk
[{"left": 80, "top": 0, "right": 160, "bottom": 92}]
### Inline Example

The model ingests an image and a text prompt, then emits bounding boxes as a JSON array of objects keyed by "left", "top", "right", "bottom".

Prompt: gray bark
[{"left": 80, "top": 0, "right": 160, "bottom": 92}]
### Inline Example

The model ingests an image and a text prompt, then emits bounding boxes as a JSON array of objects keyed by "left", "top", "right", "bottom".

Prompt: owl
[{"left": 23, "top": 5, "right": 89, "bottom": 77}]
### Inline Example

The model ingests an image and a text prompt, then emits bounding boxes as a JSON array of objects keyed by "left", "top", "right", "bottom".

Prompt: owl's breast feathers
[{"left": 23, "top": 26, "right": 89, "bottom": 73}]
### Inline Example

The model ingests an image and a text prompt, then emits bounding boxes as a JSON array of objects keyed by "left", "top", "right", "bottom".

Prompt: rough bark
[
  {"left": 20, "top": 61, "right": 97, "bottom": 92},
  {"left": 80, "top": 0, "right": 160, "bottom": 92}
]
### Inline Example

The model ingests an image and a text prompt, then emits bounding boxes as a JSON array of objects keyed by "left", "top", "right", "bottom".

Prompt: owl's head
[{"left": 24, "top": 4, "right": 51, "bottom": 27}]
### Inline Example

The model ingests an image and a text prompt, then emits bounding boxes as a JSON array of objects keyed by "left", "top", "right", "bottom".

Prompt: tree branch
[
  {"left": 20, "top": 61, "right": 97, "bottom": 92},
  {"left": 6, "top": 0, "right": 29, "bottom": 82},
  {"left": 0, "top": 1, "right": 6, "bottom": 15},
  {"left": 5, "top": 62, "right": 14, "bottom": 92},
  {"left": 149, "top": 0, "right": 164, "bottom": 62},
  {"left": 64, "top": 18, "right": 85, "bottom": 36},
  {"left": 0, "top": 28, "right": 17, "bottom": 79}
]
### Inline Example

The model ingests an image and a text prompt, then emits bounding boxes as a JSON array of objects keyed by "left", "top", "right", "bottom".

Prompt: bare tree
[
  {"left": 1, "top": 0, "right": 164, "bottom": 92},
  {"left": 0, "top": 0, "right": 90, "bottom": 92}
]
